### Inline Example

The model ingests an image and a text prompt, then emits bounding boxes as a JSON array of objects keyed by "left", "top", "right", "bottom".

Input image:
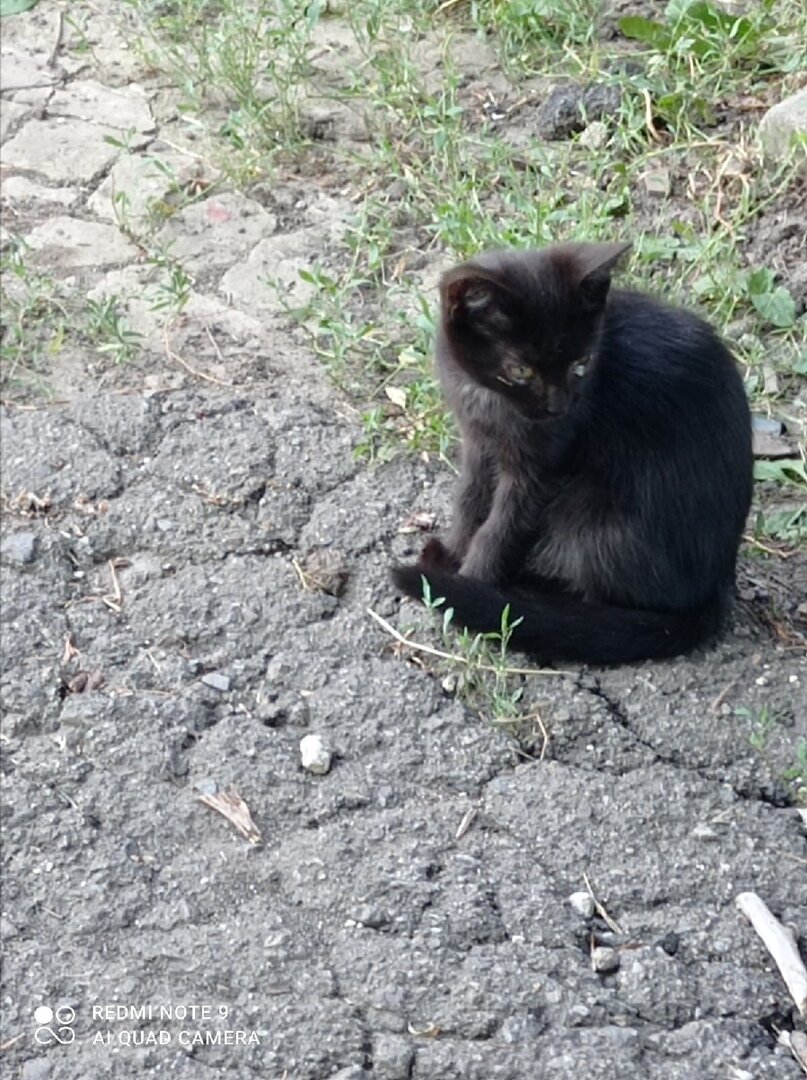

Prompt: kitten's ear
[
  {"left": 440, "top": 266, "right": 513, "bottom": 334},
  {"left": 575, "top": 241, "right": 632, "bottom": 309}
]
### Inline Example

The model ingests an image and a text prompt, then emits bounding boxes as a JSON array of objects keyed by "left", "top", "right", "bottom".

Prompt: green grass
[
  {"left": 8, "top": 0, "right": 806, "bottom": 480},
  {"left": 0, "top": 238, "right": 68, "bottom": 391},
  {"left": 401, "top": 577, "right": 549, "bottom": 737},
  {"left": 267, "top": 0, "right": 805, "bottom": 463},
  {"left": 0, "top": 239, "right": 147, "bottom": 392},
  {"left": 738, "top": 704, "right": 807, "bottom": 805}
]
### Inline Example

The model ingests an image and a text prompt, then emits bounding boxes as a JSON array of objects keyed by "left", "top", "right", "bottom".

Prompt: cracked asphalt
[{"left": 1, "top": 2, "right": 806, "bottom": 1078}]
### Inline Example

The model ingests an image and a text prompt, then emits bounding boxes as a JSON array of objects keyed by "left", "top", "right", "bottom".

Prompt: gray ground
[{"left": 1, "top": 3, "right": 806, "bottom": 1079}]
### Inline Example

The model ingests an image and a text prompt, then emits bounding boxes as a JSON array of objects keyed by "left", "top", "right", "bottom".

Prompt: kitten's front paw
[
  {"left": 458, "top": 550, "right": 501, "bottom": 582},
  {"left": 419, "top": 537, "right": 461, "bottom": 573}
]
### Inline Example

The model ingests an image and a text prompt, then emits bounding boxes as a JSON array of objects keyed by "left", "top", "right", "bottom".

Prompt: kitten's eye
[
  {"left": 573, "top": 361, "right": 588, "bottom": 379},
  {"left": 505, "top": 363, "right": 534, "bottom": 385}
]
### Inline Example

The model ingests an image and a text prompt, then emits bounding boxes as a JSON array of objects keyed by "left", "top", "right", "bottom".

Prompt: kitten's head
[{"left": 440, "top": 241, "right": 631, "bottom": 421}]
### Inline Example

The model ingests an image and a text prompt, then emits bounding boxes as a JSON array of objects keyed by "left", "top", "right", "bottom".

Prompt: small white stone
[
  {"left": 568, "top": 891, "right": 595, "bottom": 918},
  {"left": 691, "top": 823, "right": 718, "bottom": 840},
  {"left": 591, "top": 946, "right": 620, "bottom": 973},
  {"left": 300, "top": 734, "right": 332, "bottom": 775},
  {"left": 201, "top": 672, "right": 230, "bottom": 692},
  {"left": 759, "top": 89, "right": 807, "bottom": 165},
  {"left": 579, "top": 120, "right": 608, "bottom": 150}
]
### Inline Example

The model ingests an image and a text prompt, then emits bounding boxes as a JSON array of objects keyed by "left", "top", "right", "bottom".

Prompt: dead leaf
[
  {"left": 66, "top": 672, "right": 88, "bottom": 694},
  {"left": 197, "top": 786, "right": 262, "bottom": 845},
  {"left": 63, "top": 668, "right": 105, "bottom": 695},
  {"left": 62, "top": 634, "right": 80, "bottom": 664},
  {"left": 385, "top": 386, "right": 407, "bottom": 409},
  {"left": 86, "top": 669, "right": 105, "bottom": 691},
  {"left": 398, "top": 511, "right": 437, "bottom": 534}
]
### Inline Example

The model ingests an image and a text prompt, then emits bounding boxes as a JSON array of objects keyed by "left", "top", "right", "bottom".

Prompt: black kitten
[{"left": 391, "top": 241, "right": 753, "bottom": 665}]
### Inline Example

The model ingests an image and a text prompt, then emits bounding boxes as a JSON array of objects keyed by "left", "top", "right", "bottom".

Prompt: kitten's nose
[{"left": 544, "top": 386, "right": 569, "bottom": 415}]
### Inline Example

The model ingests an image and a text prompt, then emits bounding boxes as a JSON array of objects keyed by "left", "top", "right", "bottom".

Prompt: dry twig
[
  {"left": 47, "top": 7, "right": 65, "bottom": 67},
  {"left": 455, "top": 807, "right": 478, "bottom": 840},
  {"left": 736, "top": 891, "right": 807, "bottom": 1018},
  {"left": 779, "top": 1030, "right": 807, "bottom": 1075},
  {"left": 710, "top": 677, "right": 739, "bottom": 713},
  {"left": 641, "top": 88, "right": 664, "bottom": 143},
  {"left": 742, "top": 533, "right": 794, "bottom": 561},
  {"left": 163, "top": 325, "right": 233, "bottom": 387}
]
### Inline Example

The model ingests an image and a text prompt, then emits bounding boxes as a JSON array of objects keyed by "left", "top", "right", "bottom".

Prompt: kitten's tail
[{"left": 390, "top": 566, "right": 725, "bottom": 665}]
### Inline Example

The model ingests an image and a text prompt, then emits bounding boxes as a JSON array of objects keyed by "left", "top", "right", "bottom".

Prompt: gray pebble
[
  {"left": 201, "top": 672, "right": 231, "bottom": 692},
  {"left": 592, "top": 946, "right": 621, "bottom": 973},
  {"left": 537, "top": 81, "right": 621, "bottom": 140},
  {"left": 356, "top": 904, "right": 389, "bottom": 929},
  {"left": 568, "top": 891, "right": 595, "bottom": 919},
  {"left": 0, "top": 915, "right": 18, "bottom": 938},
  {"left": 300, "top": 733, "right": 332, "bottom": 774},
  {"left": 1, "top": 531, "right": 37, "bottom": 565},
  {"left": 500, "top": 1012, "right": 544, "bottom": 1043}
]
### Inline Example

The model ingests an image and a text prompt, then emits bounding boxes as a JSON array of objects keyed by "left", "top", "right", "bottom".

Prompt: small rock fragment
[
  {"left": 500, "top": 1013, "right": 544, "bottom": 1042},
  {"left": 579, "top": 120, "right": 608, "bottom": 150},
  {"left": 356, "top": 904, "right": 389, "bottom": 929},
  {"left": 537, "top": 82, "right": 621, "bottom": 141},
  {"left": 591, "top": 946, "right": 620, "bottom": 973},
  {"left": 657, "top": 931, "right": 680, "bottom": 956},
  {"left": 1, "top": 531, "right": 37, "bottom": 565},
  {"left": 300, "top": 733, "right": 332, "bottom": 775},
  {"left": 642, "top": 167, "right": 671, "bottom": 197},
  {"left": 569, "top": 891, "right": 595, "bottom": 919},
  {"left": 691, "top": 823, "right": 718, "bottom": 840},
  {"left": 752, "top": 414, "right": 784, "bottom": 435},
  {"left": 0, "top": 915, "right": 18, "bottom": 938},
  {"left": 759, "top": 89, "right": 807, "bottom": 166},
  {"left": 201, "top": 672, "right": 231, "bottom": 692}
]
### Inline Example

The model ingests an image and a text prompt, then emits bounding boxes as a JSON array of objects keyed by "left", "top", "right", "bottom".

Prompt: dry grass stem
[
  {"left": 583, "top": 872, "right": 624, "bottom": 935},
  {"left": 736, "top": 891, "right": 807, "bottom": 1018},
  {"left": 163, "top": 325, "right": 233, "bottom": 387},
  {"left": 455, "top": 807, "right": 478, "bottom": 840},
  {"left": 367, "top": 607, "right": 568, "bottom": 677}
]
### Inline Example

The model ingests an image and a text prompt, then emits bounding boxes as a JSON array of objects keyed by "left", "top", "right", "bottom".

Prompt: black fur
[{"left": 391, "top": 242, "right": 753, "bottom": 664}]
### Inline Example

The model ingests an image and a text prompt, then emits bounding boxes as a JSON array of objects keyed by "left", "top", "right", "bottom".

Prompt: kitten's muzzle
[{"left": 544, "top": 385, "right": 569, "bottom": 416}]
